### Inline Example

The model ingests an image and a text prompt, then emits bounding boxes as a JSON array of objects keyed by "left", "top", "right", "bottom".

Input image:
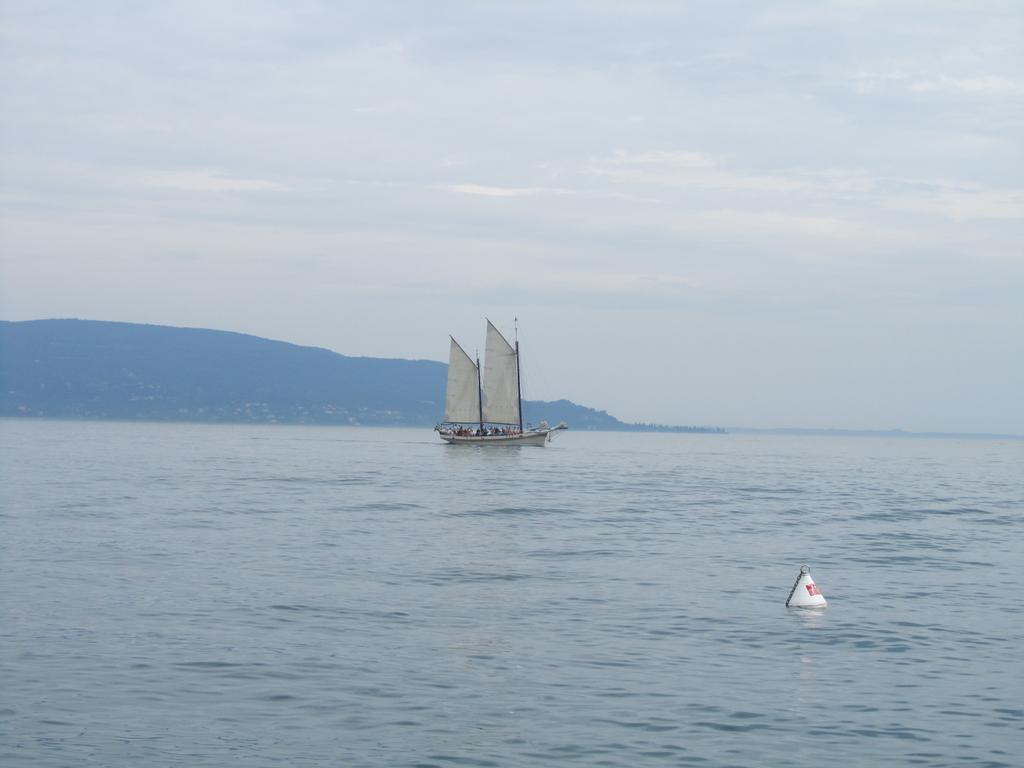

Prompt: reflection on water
[{"left": 790, "top": 606, "right": 828, "bottom": 629}]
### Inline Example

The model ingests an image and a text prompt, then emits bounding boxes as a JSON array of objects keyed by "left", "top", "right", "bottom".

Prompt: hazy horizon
[{"left": 2, "top": 2, "right": 1022, "bottom": 433}]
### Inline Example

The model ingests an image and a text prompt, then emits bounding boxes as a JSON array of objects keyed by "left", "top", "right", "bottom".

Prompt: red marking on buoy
[{"left": 806, "top": 583, "right": 821, "bottom": 596}]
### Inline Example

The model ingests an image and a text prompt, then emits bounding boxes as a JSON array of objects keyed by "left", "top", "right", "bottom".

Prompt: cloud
[
  {"left": 591, "top": 150, "right": 1024, "bottom": 227},
  {"left": 549, "top": 270, "right": 696, "bottom": 295},
  {"left": 850, "top": 71, "right": 1024, "bottom": 96},
  {"left": 139, "top": 170, "right": 289, "bottom": 193},
  {"left": 848, "top": 70, "right": 913, "bottom": 94},
  {"left": 673, "top": 209, "right": 861, "bottom": 239},
  {"left": 909, "top": 75, "right": 1024, "bottom": 95},
  {"left": 591, "top": 151, "right": 810, "bottom": 194},
  {"left": 439, "top": 183, "right": 572, "bottom": 198},
  {"left": 887, "top": 184, "right": 1024, "bottom": 221}
]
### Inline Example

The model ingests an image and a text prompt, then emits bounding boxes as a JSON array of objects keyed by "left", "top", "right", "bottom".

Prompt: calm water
[{"left": 1, "top": 419, "right": 1022, "bottom": 767}]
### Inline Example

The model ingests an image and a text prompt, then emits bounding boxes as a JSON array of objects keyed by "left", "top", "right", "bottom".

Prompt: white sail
[
  {"left": 482, "top": 319, "right": 520, "bottom": 425},
  {"left": 444, "top": 337, "right": 481, "bottom": 424}
]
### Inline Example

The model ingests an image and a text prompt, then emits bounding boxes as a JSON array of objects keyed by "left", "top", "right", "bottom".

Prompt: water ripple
[{"left": 2, "top": 422, "right": 1022, "bottom": 768}]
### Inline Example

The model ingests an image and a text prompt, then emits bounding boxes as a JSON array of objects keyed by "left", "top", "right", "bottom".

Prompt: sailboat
[{"left": 435, "top": 320, "right": 567, "bottom": 446}]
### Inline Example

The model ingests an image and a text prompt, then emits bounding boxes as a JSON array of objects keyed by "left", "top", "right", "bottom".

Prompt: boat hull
[{"left": 438, "top": 430, "right": 551, "bottom": 446}]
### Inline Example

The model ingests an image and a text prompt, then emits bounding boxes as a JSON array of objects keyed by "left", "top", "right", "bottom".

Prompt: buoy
[{"left": 785, "top": 565, "right": 827, "bottom": 608}]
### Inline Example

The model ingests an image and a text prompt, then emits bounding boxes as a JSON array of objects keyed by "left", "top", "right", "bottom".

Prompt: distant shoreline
[
  {"left": 0, "top": 413, "right": 725, "bottom": 435},
  {"left": 726, "top": 426, "right": 1024, "bottom": 441},
  {"left": 2, "top": 415, "right": 1020, "bottom": 441}
]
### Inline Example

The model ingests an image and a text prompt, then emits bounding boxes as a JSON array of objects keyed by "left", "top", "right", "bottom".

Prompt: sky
[{"left": 1, "top": 1, "right": 1022, "bottom": 433}]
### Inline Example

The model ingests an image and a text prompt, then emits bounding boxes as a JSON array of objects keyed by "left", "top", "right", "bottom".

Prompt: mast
[
  {"left": 476, "top": 353, "right": 484, "bottom": 432},
  {"left": 515, "top": 317, "right": 523, "bottom": 430},
  {"left": 515, "top": 341, "right": 523, "bottom": 430}
]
